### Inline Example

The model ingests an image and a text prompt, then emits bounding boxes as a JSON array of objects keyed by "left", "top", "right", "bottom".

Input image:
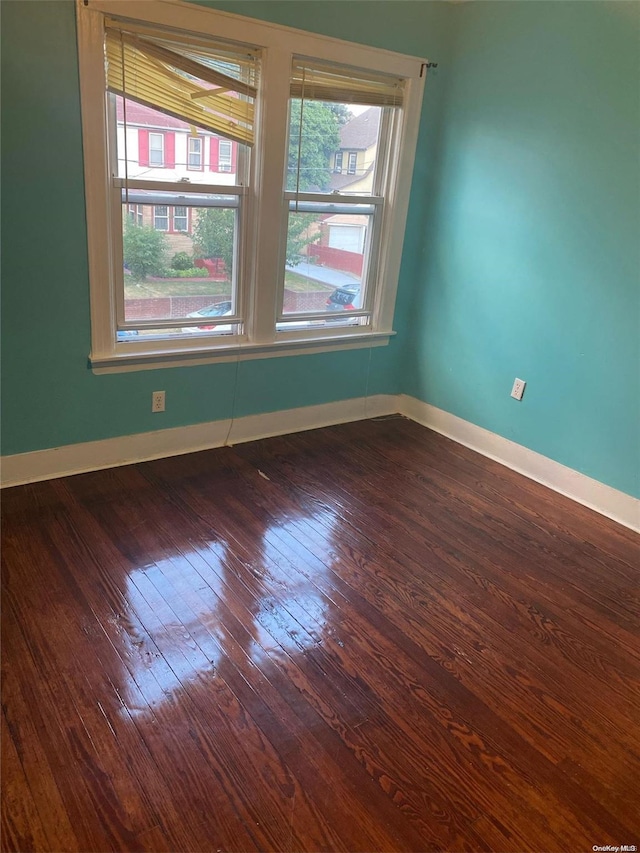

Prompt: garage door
[{"left": 328, "top": 225, "right": 364, "bottom": 254}]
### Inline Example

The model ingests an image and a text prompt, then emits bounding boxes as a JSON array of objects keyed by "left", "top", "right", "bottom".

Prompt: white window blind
[
  {"left": 290, "top": 60, "right": 404, "bottom": 107},
  {"left": 105, "top": 24, "right": 258, "bottom": 145}
]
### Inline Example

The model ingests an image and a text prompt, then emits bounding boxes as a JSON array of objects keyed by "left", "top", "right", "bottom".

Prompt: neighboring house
[
  {"left": 308, "top": 108, "right": 382, "bottom": 276},
  {"left": 308, "top": 213, "right": 368, "bottom": 277},
  {"left": 119, "top": 102, "right": 376, "bottom": 274},
  {"left": 116, "top": 99, "right": 239, "bottom": 255},
  {"left": 116, "top": 100, "right": 239, "bottom": 185},
  {"left": 330, "top": 107, "right": 380, "bottom": 195}
]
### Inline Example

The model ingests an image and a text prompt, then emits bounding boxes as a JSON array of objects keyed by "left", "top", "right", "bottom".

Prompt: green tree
[
  {"left": 287, "top": 100, "right": 341, "bottom": 192},
  {"left": 192, "top": 208, "right": 234, "bottom": 274},
  {"left": 123, "top": 221, "right": 167, "bottom": 279},
  {"left": 327, "top": 102, "right": 352, "bottom": 127},
  {"left": 286, "top": 212, "right": 320, "bottom": 267}
]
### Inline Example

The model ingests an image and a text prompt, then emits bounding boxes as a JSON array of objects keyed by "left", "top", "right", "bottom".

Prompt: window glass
[
  {"left": 218, "top": 140, "right": 232, "bottom": 172},
  {"left": 287, "top": 100, "right": 383, "bottom": 196},
  {"left": 153, "top": 205, "right": 169, "bottom": 230},
  {"left": 149, "top": 133, "right": 164, "bottom": 166},
  {"left": 173, "top": 206, "right": 188, "bottom": 232},
  {"left": 188, "top": 137, "right": 202, "bottom": 169},
  {"left": 117, "top": 101, "right": 248, "bottom": 186},
  {"left": 121, "top": 193, "right": 237, "bottom": 334},
  {"left": 281, "top": 207, "right": 372, "bottom": 317},
  {"left": 107, "top": 25, "right": 255, "bottom": 338}
]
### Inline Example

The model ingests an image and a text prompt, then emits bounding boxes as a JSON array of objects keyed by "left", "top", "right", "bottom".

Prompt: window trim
[
  {"left": 149, "top": 204, "right": 190, "bottom": 234},
  {"left": 218, "top": 139, "right": 233, "bottom": 172},
  {"left": 128, "top": 203, "right": 143, "bottom": 226},
  {"left": 153, "top": 205, "right": 169, "bottom": 231},
  {"left": 76, "top": 0, "right": 427, "bottom": 371},
  {"left": 148, "top": 132, "right": 165, "bottom": 167},
  {"left": 187, "top": 135, "right": 203, "bottom": 171},
  {"left": 171, "top": 205, "right": 189, "bottom": 234},
  {"left": 347, "top": 151, "right": 357, "bottom": 175}
]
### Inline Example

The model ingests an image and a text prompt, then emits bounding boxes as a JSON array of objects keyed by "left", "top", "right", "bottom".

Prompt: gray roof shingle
[{"left": 338, "top": 108, "right": 380, "bottom": 151}]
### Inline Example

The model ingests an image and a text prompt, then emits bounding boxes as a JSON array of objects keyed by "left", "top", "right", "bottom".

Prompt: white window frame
[
  {"left": 148, "top": 132, "right": 164, "bottom": 167},
  {"left": 153, "top": 205, "right": 169, "bottom": 231},
  {"left": 76, "top": 0, "right": 426, "bottom": 373},
  {"left": 173, "top": 205, "right": 189, "bottom": 233},
  {"left": 347, "top": 151, "right": 358, "bottom": 175},
  {"left": 218, "top": 139, "right": 233, "bottom": 173},
  {"left": 187, "top": 136, "right": 203, "bottom": 170},
  {"left": 334, "top": 151, "right": 343, "bottom": 173},
  {"left": 128, "top": 204, "right": 143, "bottom": 226}
]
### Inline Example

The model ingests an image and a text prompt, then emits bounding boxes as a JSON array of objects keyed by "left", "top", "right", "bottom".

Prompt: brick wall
[
  {"left": 282, "top": 289, "right": 330, "bottom": 313},
  {"left": 125, "top": 291, "right": 330, "bottom": 321},
  {"left": 124, "top": 295, "right": 226, "bottom": 321}
]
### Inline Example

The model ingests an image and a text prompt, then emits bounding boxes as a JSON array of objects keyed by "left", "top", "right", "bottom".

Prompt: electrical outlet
[
  {"left": 152, "top": 390, "right": 165, "bottom": 412},
  {"left": 510, "top": 378, "right": 526, "bottom": 401}
]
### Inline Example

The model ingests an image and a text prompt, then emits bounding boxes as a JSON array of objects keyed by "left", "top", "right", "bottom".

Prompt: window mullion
[{"left": 248, "top": 47, "right": 291, "bottom": 345}]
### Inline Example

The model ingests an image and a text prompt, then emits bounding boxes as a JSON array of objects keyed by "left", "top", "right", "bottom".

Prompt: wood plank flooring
[{"left": 2, "top": 417, "right": 639, "bottom": 852}]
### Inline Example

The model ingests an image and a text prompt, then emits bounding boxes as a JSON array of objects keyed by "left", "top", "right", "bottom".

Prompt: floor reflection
[{"left": 113, "top": 498, "right": 338, "bottom": 716}]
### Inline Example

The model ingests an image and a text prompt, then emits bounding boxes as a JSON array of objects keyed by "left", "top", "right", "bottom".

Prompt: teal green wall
[
  {"left": 403, "top": 1, "right": 640, "bottom": 498},
  {"left": 2, "top": 1, "right": 638, "bottom": 499},
  {"left": 0, "top": 0, "right": 449, "bottom": 457}
]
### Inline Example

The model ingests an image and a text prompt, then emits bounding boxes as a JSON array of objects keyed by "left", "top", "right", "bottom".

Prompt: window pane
[
  {"left": 154, "top": 205, "right": 169, "bottom": 230},
  {"left": 282, "top": 209, "right": 370, "bottom": 316},
  {"left": 122, "top": 202, "right": 237, "bottom": 331},
  {"left": 149, "top": 133, "right": 164, "bottom": 166},
  {"left": 287, "top": 101, "right": 382, "bottom": 195},
  {"left": 218, "top": 140, "right": 232, "bottom": 172},
  {"left": 173, "top": 206, "right": 188, "bottom": 232},
  {"left": 188, "top": 137, "right": 202, "bottom": 168}
]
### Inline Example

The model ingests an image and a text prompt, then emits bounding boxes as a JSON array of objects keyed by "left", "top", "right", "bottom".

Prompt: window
[
  {"left": 153, "top": 205, "right": 169, "bottom": 231},
  {"left": 187, "top": 136, "right": 203, "bottom": 170},
  {"left": 128, "top": 204, "right": 143, "bottom": 226},
  {"left": 218, "top": 140, "right": 232, "bottom": 172},
  {"left": 173, "top": 206, "right": 189, "bottom": 233},
  {"left": 77, "top": 1, "right": 426, "bottom": 370},
  {"left": 152, "top": 205, "right": 189, "bottom": 232},
  {"left": 149, "top": 133, "right": 164, "bottom": 166}
]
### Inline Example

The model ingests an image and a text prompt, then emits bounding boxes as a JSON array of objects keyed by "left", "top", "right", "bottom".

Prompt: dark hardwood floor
[{"left": 2, "top": 417, "right": 639, "bottom": 853}]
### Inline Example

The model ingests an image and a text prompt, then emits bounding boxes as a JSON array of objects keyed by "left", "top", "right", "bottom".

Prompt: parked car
[
  {"left": 325, "top": 284, "right": 362, "bottom": 312},
  {"left": 116, "top": 330, "right": 139, "bottom": 341},
  {"left": 182, "top": 300, "right": 233, "bottom": 334}
]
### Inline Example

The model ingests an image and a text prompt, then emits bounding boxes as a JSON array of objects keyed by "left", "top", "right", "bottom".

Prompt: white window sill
[{"left": 90, "top": 330, "right": 395, "bottom": 374}]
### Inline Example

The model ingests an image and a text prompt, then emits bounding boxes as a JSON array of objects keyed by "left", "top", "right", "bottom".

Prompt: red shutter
[
  {"left": 165, "top": 133, "right": 175, "bottom": 169},
  {"left": 210, "top": 137, "right": 219, "bottom": 172},
  {"left": 138, "top": 129, "right": 149, "bottom": 167},
  {"left": 231, "top": 141, "right": 237, "bottom": 173}
]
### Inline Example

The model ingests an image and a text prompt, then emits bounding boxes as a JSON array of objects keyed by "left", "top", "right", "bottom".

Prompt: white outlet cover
[{"left": 511, "top": 378, "right": 526, "bottom": 401}]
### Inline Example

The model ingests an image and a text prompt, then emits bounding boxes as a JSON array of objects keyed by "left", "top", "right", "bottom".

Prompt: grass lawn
[
  {"left": 284, "top": 271, "right": 333, "bottom": 292},
  {"left": 125, "top": 277, "right": 231, "bottom": 298}
]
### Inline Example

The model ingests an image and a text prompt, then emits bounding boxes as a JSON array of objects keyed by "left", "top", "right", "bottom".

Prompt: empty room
[{"left": 1, "top": 0, "right": 638, "bottom": 851}]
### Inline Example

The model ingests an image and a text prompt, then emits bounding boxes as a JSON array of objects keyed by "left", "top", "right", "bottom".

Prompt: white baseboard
[
  {"left": 398, "top": 395, "right": 640, "bottom": 533},
  {"left": 2, "top": 392, "right": 637, "bottom": 534},
  {"left": 0, "top": 394, "right": 396, "bottom": 489}
]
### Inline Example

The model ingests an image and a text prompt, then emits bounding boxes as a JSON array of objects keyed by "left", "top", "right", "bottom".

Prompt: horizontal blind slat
[{"left": 106, "top": 28, "right": 256, "bottom": 146}]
